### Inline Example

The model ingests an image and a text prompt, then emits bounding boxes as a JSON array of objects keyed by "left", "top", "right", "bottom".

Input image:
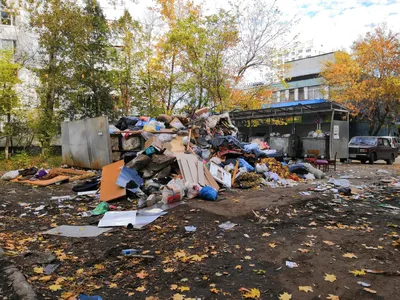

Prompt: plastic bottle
[{"left": 121, "top": 249, "right": 141, "bottom": 255}]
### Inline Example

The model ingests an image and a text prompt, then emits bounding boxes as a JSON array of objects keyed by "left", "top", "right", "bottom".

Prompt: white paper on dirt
[
  {"left": 43, "top": 225, "right": 112, "bottom": 237},
  {"left": 98, "top": 211, "right": 137, "bottom": 227}
]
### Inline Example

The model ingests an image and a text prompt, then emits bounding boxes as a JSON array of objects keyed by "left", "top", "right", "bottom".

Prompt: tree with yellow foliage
[{"left": 321, "top": 25, "right": 400, "bottom": 135}]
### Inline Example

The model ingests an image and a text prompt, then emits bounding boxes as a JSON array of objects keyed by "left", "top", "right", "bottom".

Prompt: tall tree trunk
[
  {"left": 5, "top": 113, "right": 10, "bottom": 159},
  {"left": 167, "top": 53, "right": 176, "bottom": 113}
]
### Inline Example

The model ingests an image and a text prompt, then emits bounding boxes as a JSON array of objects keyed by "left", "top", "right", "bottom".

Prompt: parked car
[
  {"left": 348, "top": 136, "right": 397, "bottom": 165},
  {"left": 378, "top": 136, "right": 400, "bottom": 155}
]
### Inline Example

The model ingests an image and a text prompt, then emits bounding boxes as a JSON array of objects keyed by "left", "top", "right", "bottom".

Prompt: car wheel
[
  {"left": 386, "top": 154, "right": 395, "bottom": 165},
  {"left": 369, "top": 153, "right": 376, "bottom": 164},
  {"left": 361, "top": 160, "right": 367, "bottom": 164}
]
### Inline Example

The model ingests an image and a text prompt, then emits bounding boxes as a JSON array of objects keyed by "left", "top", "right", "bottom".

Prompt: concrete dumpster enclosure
[{"left": 61, "top": 116, "right": 112, "bottom": 169}]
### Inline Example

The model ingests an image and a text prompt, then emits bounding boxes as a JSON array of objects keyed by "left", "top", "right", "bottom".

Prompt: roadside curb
[{"left": 0, "top": 246, "right": 38, "bottom": 300}]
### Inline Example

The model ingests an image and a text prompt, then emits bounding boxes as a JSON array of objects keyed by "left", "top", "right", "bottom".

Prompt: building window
[
  {"left": 0, "top": 39, "right": 16, "bottom": 51},
  {"left": 306, "top": 49, "right": 311, "bottom": 53},
  {"left": 298, "top": 88, "right": 304, "bottom": 100},
  {"left": 308, "top": 86, "right": 322, "bottom": 99},
  {"left": 0, "top": 1, "right": 13, "bottom": 25},
  {"left": 289, "top": 89, "right": 295, "bottom": 101},
  {"left": 291, "top": 52, "right": 295, "bottom": 55},
  {"left": 298, "top": 49, "right": 303, "bottom": 53}
]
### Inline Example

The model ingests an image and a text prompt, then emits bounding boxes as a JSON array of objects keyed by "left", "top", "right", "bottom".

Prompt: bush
[{"left": 0, "top": 151, "right": 62, "bottom": 171}]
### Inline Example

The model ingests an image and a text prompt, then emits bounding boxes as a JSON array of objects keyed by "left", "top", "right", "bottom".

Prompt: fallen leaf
[
  {"left": 309, "top": 221, "right": 317, "bottom": 226},
  {"left": 55, "top": 277, "right": 65, "bottom": 284},
  {"left": 298, "top": 248, "right": 310, "bottom": 253},
  {"left": 178, "top": 286, "right": 190, "bottom": 292},
  {"left": 202, "top": 275, "right": 208, "bottom": 280},
  {"left": 298, "top": 286, "right": 313, "bottom": 293},
  {"left": 349, "top": 269, "right": 366, "bottom": 276},
  {"left": 61, "top": 292, "right": 76, "bottom": 299},
  {"left": 145, "top": 297, "right": 159, "bottom": 300},
  {"left": 142, "top": 250, "right": 150, "bottom": 254},
  {"left": 324, "top": 273, "right": 337, "bottom": 282},
  {"left": 323, "top": 240, "right": 335, "bottom": 246},
  {"left": 262, "top": 232, "right": 271, "bottom": 237},
  {"left": 343, "top": 253, "right": 357, "bottom": 259},
  {"left": 163, "top": 268, "right": 175, "bottom": 273},
  {"left": 39, "top": 275, "right": 52, "bottom": 282},
  {"left": 235, "top": 265, "right": 242, "bottom": 270},
  {"left": 245, "top": 248, "right": 253, "bottom": 252},
  {"left": 136, "top": 270, "right": 148, "bottom": 279},
  {"left": 363, "top": 288, "right": 377, "bottom": 294},
  {"left": 170, "top": 284, "right": 178, "bottom": 290},
  {"left": 326, "top": 295, "right": 340, "bottom": 300},
  {"left": 240, "top": 288, "right": 261, "bottom": 299},
  {"left": 76, "top": 268, "right": 84, "bottom": 275},
  {"left": 210, "top": 287, "right": 219, "bottom": 294},
  {"left": 136, "top": 286, "right": 146, "bottom": 292},
  {"left": 94, "top": 264, "right": 105, "bottom": 270},
  {"left": 34, "top": 267, "right": 44, "bottom": 274},
  {"left": 109, "top": 283, "right": 117, "bottom": 288},
  {"left": 128, "top": 292, "right": 135, "bottom": 296},
  {"left": 244, "top": 256, "right": 252, "bottom": 260},
  {"left": 49, "top": 284, "right": 62, "bottom": 291},
  {"left": 172, "top": 294, "right": 184, "bottom": 300},
  {"left": 279, "top": 292, "right": 292, "bottom": 300},
  {"left": 268, "top": 243, "right": 277, "bottom": 248}
]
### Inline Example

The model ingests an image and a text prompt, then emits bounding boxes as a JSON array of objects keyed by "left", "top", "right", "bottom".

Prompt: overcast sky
[{"left": 101, "top": 0, "right": 400, "bottom": 52}]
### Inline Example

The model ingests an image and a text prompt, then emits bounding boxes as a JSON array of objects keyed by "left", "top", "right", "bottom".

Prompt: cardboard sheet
[
  {"left": 43, "top": 225, "right": 112, "bottom": 237},
  {"left": 100, "top": 160, "right": 126, "bottom": 202},
  {"left": 15, "top": 176, "right": 70, "bottom": 186}
]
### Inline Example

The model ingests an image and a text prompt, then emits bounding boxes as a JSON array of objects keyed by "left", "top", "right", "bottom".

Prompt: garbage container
[{"left": 269, "top": 135, "right": 301, "bottom": 157}]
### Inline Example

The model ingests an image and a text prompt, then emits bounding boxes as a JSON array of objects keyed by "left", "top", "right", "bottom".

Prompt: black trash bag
[
  {"left": 209, "top": 136, "right": 243, "bottom": 150},
  {"left": 115, "top": 117, "right": 140, "bottom": 131}
]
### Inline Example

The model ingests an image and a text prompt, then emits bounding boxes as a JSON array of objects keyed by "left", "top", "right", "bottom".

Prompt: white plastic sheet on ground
[
  {"left": 43, "top": 225, "right": 112, "bottom": 237},
  {"left": 98, "top": 211, "right": 137, "bottom": 227}
]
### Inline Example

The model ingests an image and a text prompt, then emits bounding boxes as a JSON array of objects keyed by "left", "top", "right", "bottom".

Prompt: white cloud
[{"left": 101, "top": 0, "right": 400, "bottom": 51}]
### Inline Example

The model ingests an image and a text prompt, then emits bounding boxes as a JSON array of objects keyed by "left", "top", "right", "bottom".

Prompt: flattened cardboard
[
  {"left": 15, "top": 176, "right": 70, "bottom": 186},
  {"left": 100, "top": 160, "right": 126, "bottom": 202}
]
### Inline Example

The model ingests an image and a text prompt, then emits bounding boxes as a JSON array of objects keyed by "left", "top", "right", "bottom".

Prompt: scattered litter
[
  {"left": 357, "top": 281, "right": 371, "bottom": 287},
  {"left": 82, "top": 202, "right": 110, "bottom": 217},
  {"left": 299, "top": 192, "right": 312, "bottom": 196},
  {"left": 286, "top": 261, "right": 299, "bottom": 268},
  {"left": 51, "top": 195, "right": 74, "bottom": 201},
  {"left": 43, "top": 226, "right": 112, "bottom": 237},
  {"left": 199, "top": 186, "right": 218, "bottom": 201},
  {"left": 185, "top": 226, "right": 197, "bottom": 232},
  {"left": 121, "top": 249, "right": 141, "bottom": 255},
  {"left": 98, "top": 211, "right": 137, "bottom": 227},
  {"left": 78, "top": 295, "right": 103, "bottom": 300},
  {"left": 77, "top": 191, "right": 98, "bottom": 196},
  {"left": 44, "top": 264, "right": 59, "bottom": 275},
  {"left": 218, "top": 221, "right": 237, "bottom": 231}
]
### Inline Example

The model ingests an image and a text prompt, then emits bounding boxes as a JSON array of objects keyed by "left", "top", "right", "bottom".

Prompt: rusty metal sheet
[{"left": 61, "top": 117, "right": 112, "bottom": 169}]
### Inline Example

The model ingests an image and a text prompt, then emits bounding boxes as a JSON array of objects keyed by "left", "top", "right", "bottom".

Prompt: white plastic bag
[
  {"left": 161, "top": 178, "right": 186, "bottom": 204},
  {"left": 185, "top": 182, "right": 202, "bottom": 199},
  {"left": 1, "top": 170, "right": 19, "bottom": 180},
  {"left": 255, "top": 163, "right": 268, "bottom": 173}
]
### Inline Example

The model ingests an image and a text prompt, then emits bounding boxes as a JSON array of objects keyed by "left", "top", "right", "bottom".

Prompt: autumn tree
[
  {"left": 0, "top": 50, "right": 21, "bottom": 159},
  {"left": 321, "top": 25, "right": 400, "bottom": 135}
]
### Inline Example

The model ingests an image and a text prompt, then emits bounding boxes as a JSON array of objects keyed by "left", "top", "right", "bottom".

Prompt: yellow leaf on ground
[
  {"left": 127, "top": 292, "right": 135, "bottom": 296},
  {"left": 55, "top": 277, "right": 65, "bottom": 284},
  {"left": 326, "top": 295, "right": 340, "bottom": 300},
  {"left": 210, "top": 287, "right": 219, "bottom": 294},
  {"left": 298, "top": 248, "right": 310, "bottom": 253},
  {"left": 172, "top": 294, "right": 184, "bottom": 300},
  {"left": 34, "top": 267, "right": 44, "bottom": 274},
  {"left": 39, "top": 275, "right": 52, "bottom": 282},
  {"left": 49, "top": 284, "right": 62, "bottom": 291},
  {"left": 76, "top": 268, "right": 84, "bottom": 275},
  {"left": 324, "top": 274, "right": 337, "bottom": 282},
  {"left": 298, "top": 286, "right": 313, "bottom": 292},
  {"left": 109, "top": 283, "right": 117, "bottom": 288},
  {"left": 136, "top": 286, "right": 146, "bottom": 292},
  {"left": 363, "top": 288, "right": 377, "bottom": 294},
  {"left": 349, "top": 269, "right": 366, "bottom": 276},
  {"left": 136, "top": 270, "right": 148, "bottom": 279},
  {"left": 279, "top": 292, "right": 292, "bottom": 300},
  {"left": 145, "top": 297, "right": 159, "bottom": 300},
  {"left": 323, "top": 240, "right": 335, "bottom": 246},
  {"left": 61, "top": 292, "right": 76, "bottom": 299},
  {"left": 343, "top": 253, "right": 357, "bottom": 259},
  {"left": 235, "top": 265, "right": 242, "bottom": 270},
  {"left": 170, "top": 284, "right": 178, "bottom": 290},
  {"left": 244, "top": 256, "right": 252, "bottom": 260},
  {"left": 178, "top": 286, "right": 190, "bottom": 292},
  {"left": 94, "top": 264, "right": 105, "bottom": 270},
  {"left": 142, "top": 250, "right": 150, "bottom": 254},
  {"left": 262, "top": 232, "right": 271, "bottom": 237},
  {"left": 268, "top": 243, "right": 277, "bottom": 248},
  {"left": 163, "top": 268, "right": 175, "bottom": 273},
  {"left": 240, "top": 288, "right": 261, "bottom": 299}
]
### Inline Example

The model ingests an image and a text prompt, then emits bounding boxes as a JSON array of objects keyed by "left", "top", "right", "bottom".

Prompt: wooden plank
[
  {"left": 189, "top": 156, "right": 198, "bottom": 184},
  {"left": 231, "top": 160, "right": 239, "bottom": 187},
  {"left": 15, "top": 176, "right": 70, "bottom": 186},
  {"left": 182, "top": 158, "right": 194, "bottom": 183},
  {"left": 197, "top": 161, "right": 205, "bottom": 186},
  {"left": 100, "top": 160, "right": 126, "bottom": 202},
  {"left": 203, "top": 164, "right": 220, "bottom": 191}
]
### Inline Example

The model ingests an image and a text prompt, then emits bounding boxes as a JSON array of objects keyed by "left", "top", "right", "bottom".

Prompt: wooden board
[
  {"left": 100, "top": 160, "right": 126, "bottom": 202},
  {"left": 203, "top": 165, "right": 220, "bottom": 191},
  {"left": 197, "top": 161, "right": 205, "bottom": 186},
  {"left": 15, "top": 176, "right": 70, "bottom": 186},
  {"left": 169, "top": 136, "right": 186, "bottom": 153}
]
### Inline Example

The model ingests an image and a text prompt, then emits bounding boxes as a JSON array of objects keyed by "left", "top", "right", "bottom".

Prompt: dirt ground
[{"left": 0, "top": 163, "right": 399, "bottom": 300}]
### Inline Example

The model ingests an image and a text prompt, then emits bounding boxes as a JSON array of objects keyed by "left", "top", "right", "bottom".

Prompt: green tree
[
  {"left": 25, "top": 0, "right": 87, "bottom": 152},
  {"left": 0, "top": 50, "right": 21, "bottom": 159},
  {"left": 68, "top": 0, "right": 117, "bottom": 119}
]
